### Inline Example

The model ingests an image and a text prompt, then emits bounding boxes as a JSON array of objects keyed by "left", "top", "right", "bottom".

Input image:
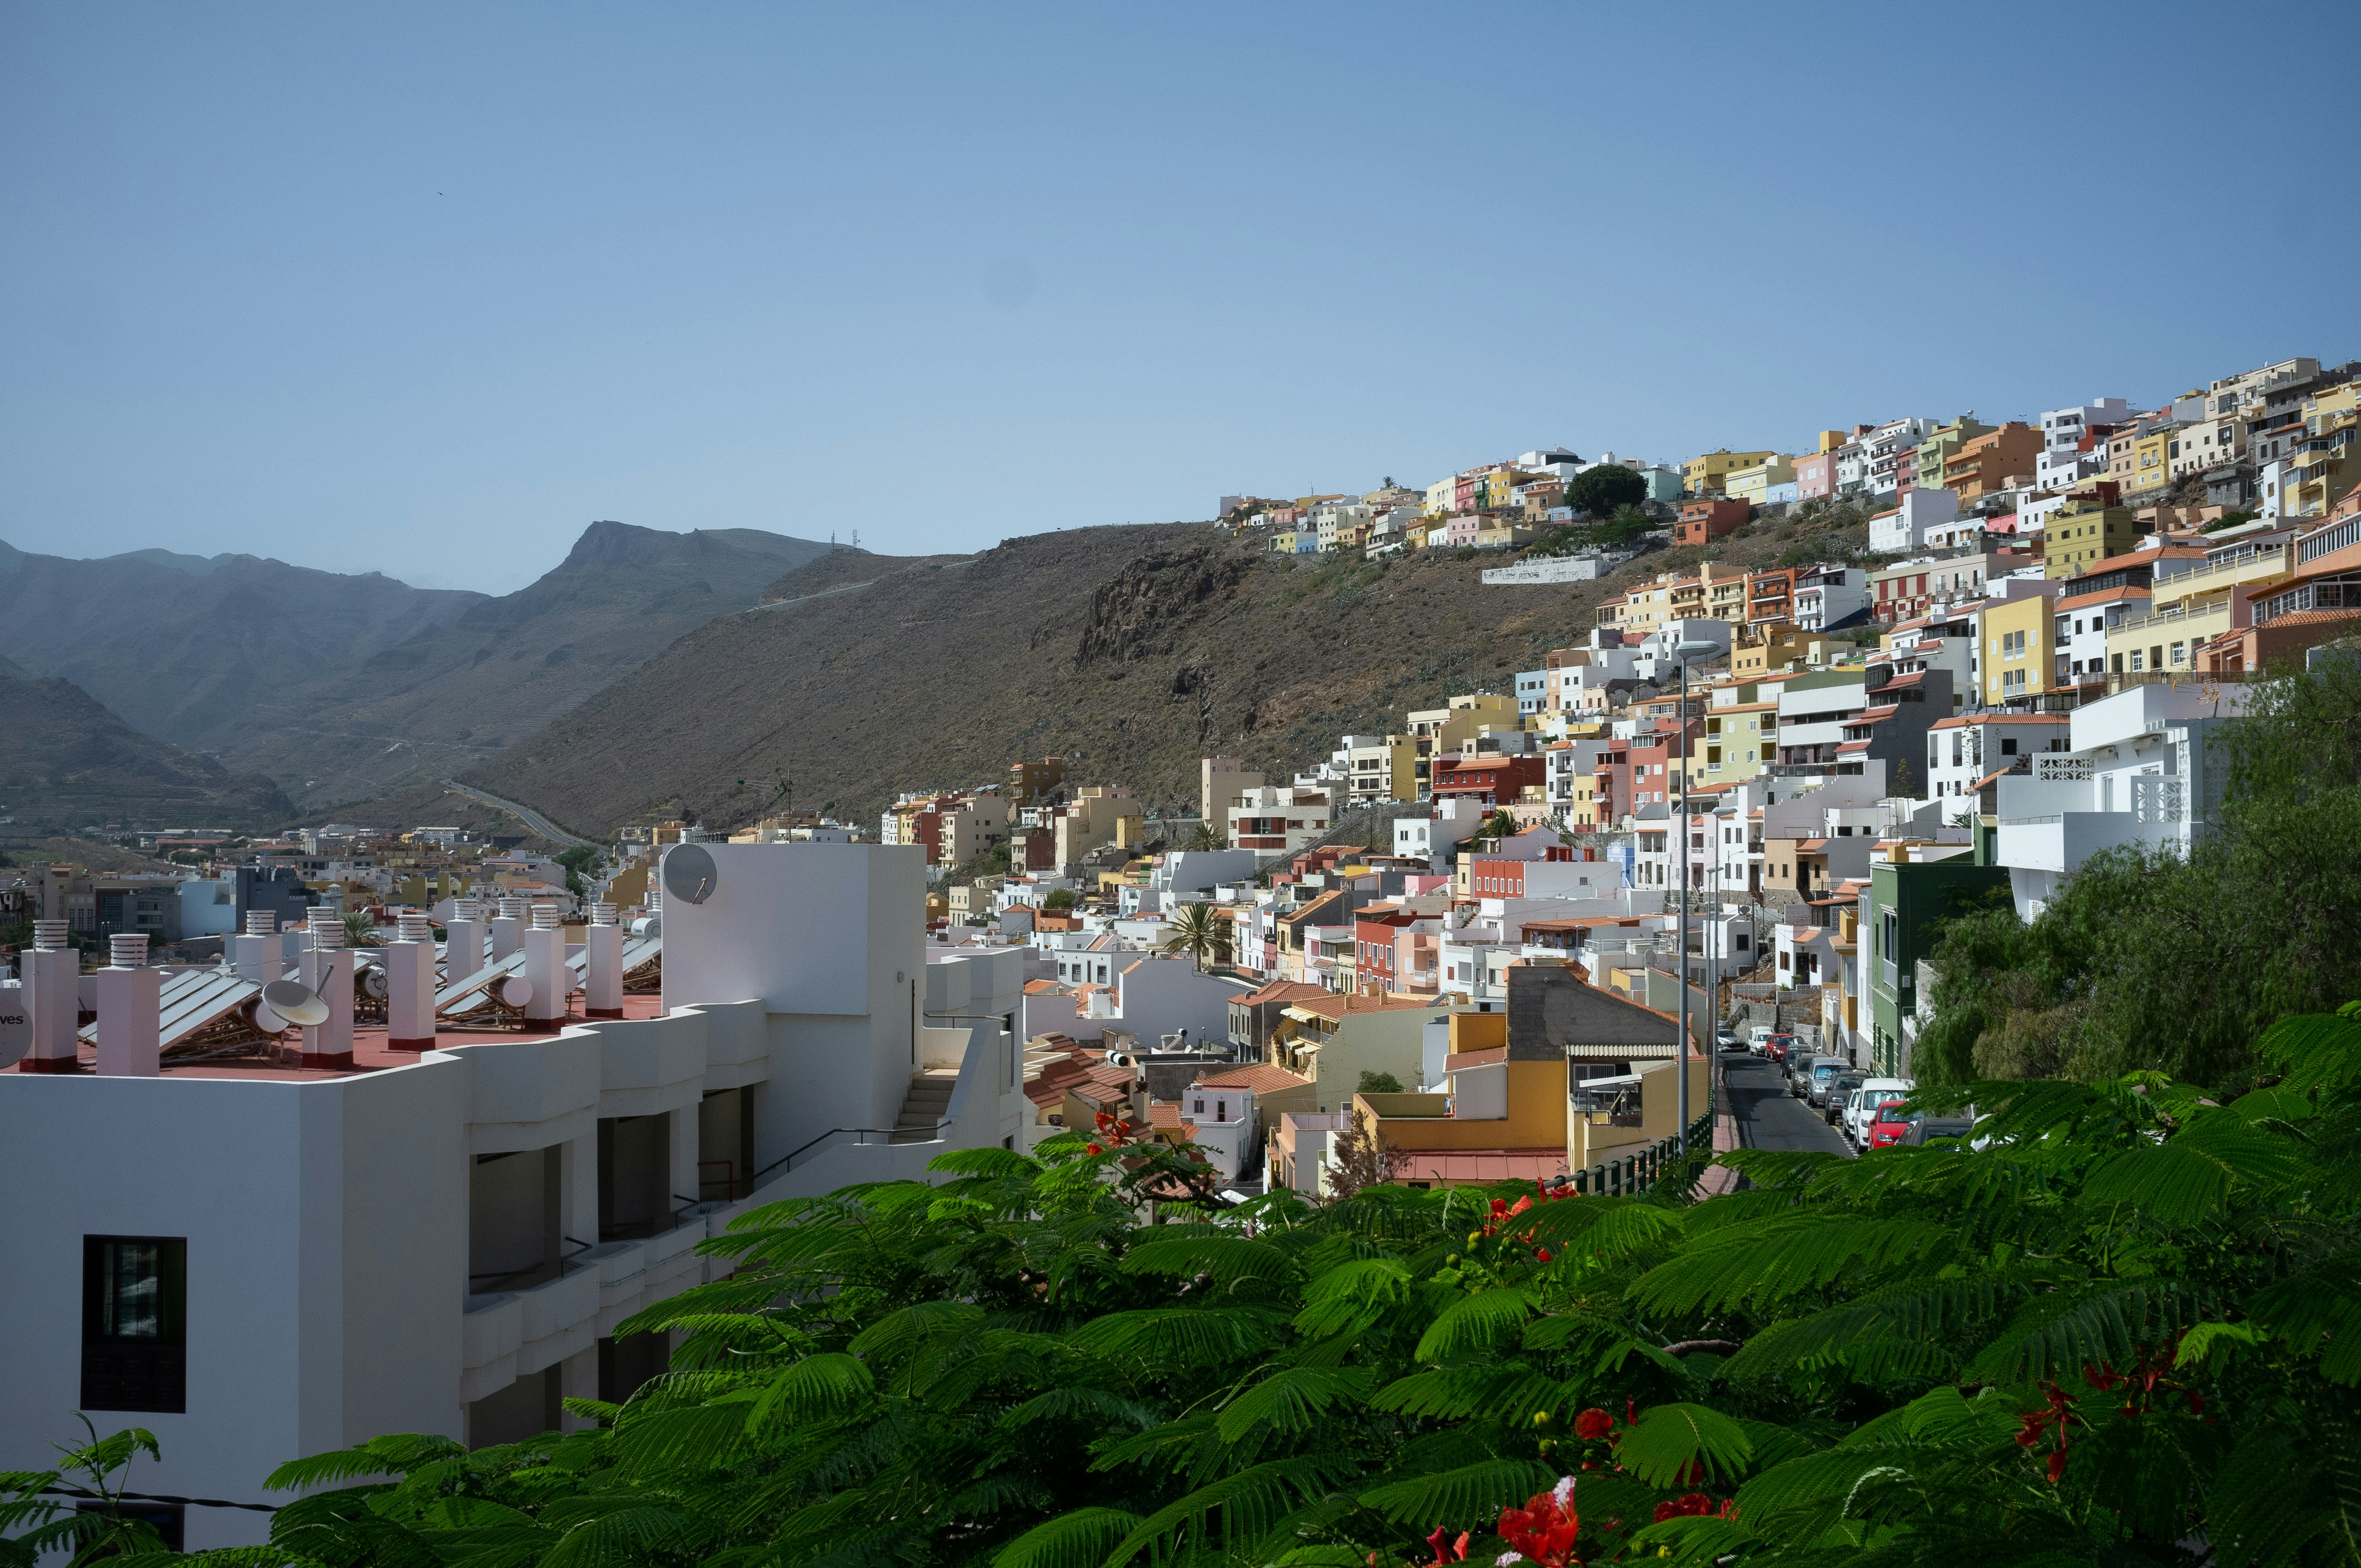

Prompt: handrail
[{"left": 745, "top": 1127, "right": 914, "bottom": 1189}]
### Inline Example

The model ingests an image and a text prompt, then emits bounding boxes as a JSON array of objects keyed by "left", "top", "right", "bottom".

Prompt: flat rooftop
[{"left": 25, "top": 990, "right": 666, "bottom": 1082}]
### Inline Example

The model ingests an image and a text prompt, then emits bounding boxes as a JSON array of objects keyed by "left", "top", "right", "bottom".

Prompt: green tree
[
  {"left": 136, "top": 1003, "right": 2361, "bottom": 1568},
  {"left": 1919, "top": 658, "right": 2361, "bottom": 1085},
  {"left": 1160, "top": 900, "right": 1230, "bottom": 971},
  {"left": 1566, "top": 464, "right": 1647, "bottom": 518},
  {"left": 340, "top": 908, "right": 382, "bottom": 948},
  {"left": 1356, "top": 1069, "right": 1404, "bottom": 1093},
  {"left": 1043, "top": 887, "right": 1076, "bottom": 911}
]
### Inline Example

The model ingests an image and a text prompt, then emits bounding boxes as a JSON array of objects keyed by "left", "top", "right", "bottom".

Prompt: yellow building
[
  {"left": 1693, "top": 700, "right": 1777, "bottom": 785},
  {"left": 1982, "top": 593, "right": 2059, "bottom": 704},
  {"left": 1723, "top": 455, "right": 1797, "bottom": 507},
  {"left": 1343, "top": 736, "right": 1422, "bottom": 804},
  {"left": 1424, "top": 477, "right": 1456, "bottom": 515},
  {"left": 1681, "top": 448, "right": 1777, "bottom": 496},
  {"left": 2131, "top": 428, "right": 2174, "bottom": 494},
  {"left": 1732, "top": 630, "right": 1819, "bottom": 677},
  {"left": 1699, "top": 560, "right": 1749, "bottom": 622},
  {"left": 2043, "top": 503, "right": 2139, "bottom": 580}
]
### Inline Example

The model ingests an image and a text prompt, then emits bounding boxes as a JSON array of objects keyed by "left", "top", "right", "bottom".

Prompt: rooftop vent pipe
[
  {"left": 31, "top": 920, "right": 68, "bottom": 950},
  {"left": 96, "top": 933, "right": 160, "bottom": 1077},
  {"left": 388, "top": 913, "right": 437, "bottom": 1050},
  {"left": 308, "top": 910, "right": 345, "bottom": 951},
  {"left": 589, "top": 902, "right": 616, "bottom": 926},
  {"left": 529, "top": 903, "right": 561, "bottom": 931},
  {"left": 244, "top": 910, "right": 277, "bottom": 936}
]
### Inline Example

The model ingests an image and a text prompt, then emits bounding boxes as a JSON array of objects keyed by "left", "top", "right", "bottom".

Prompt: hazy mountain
[
  {"left": 0, "top": 522, "right": 836, "bottom": 813},
  {"left": 0, "top": 667, "right": 295, "bottom": 830},
  {"left": 0, "top": 536, "right": 482, "bottom": 745},
  {"left": 198, "top": 522, "right": 839, "bottom": 807}
]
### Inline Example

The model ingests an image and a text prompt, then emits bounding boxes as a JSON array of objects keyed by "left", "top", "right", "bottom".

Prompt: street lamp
[{"left": 1667, "top": 638, "right": 1722, "bottom": 1158}]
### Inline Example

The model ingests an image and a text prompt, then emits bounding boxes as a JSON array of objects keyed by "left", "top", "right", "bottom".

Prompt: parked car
[
  {"left": 1715, "top": 1025, "right": 1739, "bottom": 1051},
  {"left": 1766, "top": 1033, "right": 1797, "bottom": 1066},
  {"left": 1900, "top": 1114, "right": 1977, "bottom": 1147},
  {"left": 1787, "top": 1053, "right": 1825, "bottom": 1097},
  {"left": 1821, "top": 1073, "right": 1864, "bottom": 1124},
  {"left": 1748, "top": 1025, "right": 1774, "bottom": 1054},
  {"left": 1845, "top": 1078, "right": 1912, "bottom": 1144},
  {"left": 1806, "top": 1059, "right": 1853, "bottom": 1107},
  {"left": 1866, "top": 1103, "right": 1917, "bottom": 1148}
]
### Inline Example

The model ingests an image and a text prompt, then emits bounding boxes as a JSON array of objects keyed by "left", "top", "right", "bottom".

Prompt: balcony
[{"left": 1995, "top": 811, "right": 2185, "bottom": 874}]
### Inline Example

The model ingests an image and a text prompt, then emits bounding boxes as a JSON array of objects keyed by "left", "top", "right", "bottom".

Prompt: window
[{"left": 83, "top": 1236, "right": 187, "bottom": 1413}]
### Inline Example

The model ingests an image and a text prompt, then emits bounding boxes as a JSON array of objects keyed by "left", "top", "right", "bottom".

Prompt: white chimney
[
  {"left": 387, "top": 913, "right": 437, "bottom": 1052},
  {"left": 584, "top": 902, "right": 623, "bottom": 1017},
  {"left": 299, "top": 910, "right": 355, "bottom": 1068},
  {"left": 522, "top": 902, "right": 566, "bottom": 1027},
  {"left": 488, "top": 898, "right": 524, "bottom": 965},
  {"left": 445, "top": 897, "right": 487, "bottom": 979},
  {"left": 235, "top": 908, "right": 279, "bottom": 983},
  {"left": 20, "top": 920, "right": 80, "bottom": 1073},
  {"left": 96, "top": 934, "right": 160, "bottom": 1077}
]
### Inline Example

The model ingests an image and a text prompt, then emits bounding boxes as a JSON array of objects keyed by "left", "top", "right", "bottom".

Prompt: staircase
[{"left": 893, "top": 1069, "right": 958, "bottom": 1141}]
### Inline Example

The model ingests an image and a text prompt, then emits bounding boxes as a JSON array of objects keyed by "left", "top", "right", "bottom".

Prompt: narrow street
[{"left": 1721, "top": 1052, "right": 1854, "bottom": 1157}]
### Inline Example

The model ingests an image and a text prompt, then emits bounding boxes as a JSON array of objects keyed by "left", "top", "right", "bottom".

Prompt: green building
[{"left": 1865, "top": 840, "right": 2009, "bottom": 1076}]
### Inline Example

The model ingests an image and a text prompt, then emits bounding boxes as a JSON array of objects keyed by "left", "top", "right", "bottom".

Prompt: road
[
  {"left": 1721, "top": 1052, "right": 1854, "bottom": 1156},
  {"left": 441, "top": 779, "right": 593, "bottom": 849}
]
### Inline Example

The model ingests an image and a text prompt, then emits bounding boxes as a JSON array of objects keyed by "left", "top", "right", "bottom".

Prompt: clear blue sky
[{"left": 3, "top": 2, "right": 2353, "bottom": 593}]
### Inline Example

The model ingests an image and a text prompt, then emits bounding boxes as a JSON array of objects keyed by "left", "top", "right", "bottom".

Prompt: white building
[
  {"left": 1993, "top": 683, "right": 2253, "bottom": 918},
  {"left": 1392, "top": 798, "right": 1488, "bottom": 870},
  {"left": 1921, "top": 712, "right": 2073, "bottom": 814},
  {"left": 1868, "top": 487, "right": 1961, "bottom": 554},
  {"left": 1792, "top": 565, "right": 1870, "bottom": 631},
  {"left": 0, "top": 842, "right": 1029, "bottom": 1550}
]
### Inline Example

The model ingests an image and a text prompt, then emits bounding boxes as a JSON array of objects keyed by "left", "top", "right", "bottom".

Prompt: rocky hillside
[
  {"left": 207, "top": 522, "right": 838, "bottom": 806},
  {"left": 0, "top": 538, "right": 480, "bottom": 747},
  {"left": 0, "top": 668, "right": 295, "bottom": 830},
  {"left": 456, "top": 524, "right": 1648, "bottom": 837},
  {"left": 0, "top": 523, "right": 837, "bottom": 814}
]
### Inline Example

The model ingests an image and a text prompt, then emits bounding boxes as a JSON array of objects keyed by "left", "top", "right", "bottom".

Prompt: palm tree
[
  {"left": 1185, "top": 821, "right": 1223, "bottom": 852},
  {"left": 341, "top": 910, "right": 383, "bottom": 948},
  {"left": 1158, "top": 900, "right": 1228, "bottom": 971}
]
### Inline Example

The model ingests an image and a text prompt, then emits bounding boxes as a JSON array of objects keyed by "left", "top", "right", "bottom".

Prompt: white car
[
  {"left": 1845, "top": 1077, "right": 1912, "bottom": 1145},
  {"left": 1748, "top": 1025, "right": 1775, "bottom": 1055}
]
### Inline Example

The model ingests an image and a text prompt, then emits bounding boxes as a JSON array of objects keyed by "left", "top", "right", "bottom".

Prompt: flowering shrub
[{"left": 52, "top": 1003, "right": 2359, "bottom": 1567}]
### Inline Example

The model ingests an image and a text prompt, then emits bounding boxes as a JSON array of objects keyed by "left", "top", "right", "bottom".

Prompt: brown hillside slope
[
  {"left": 0, "top": 669, "right": 296, "bottom": 830},
  {"left": 462, "top": 524, "right": 1656, "bottom": 837}
]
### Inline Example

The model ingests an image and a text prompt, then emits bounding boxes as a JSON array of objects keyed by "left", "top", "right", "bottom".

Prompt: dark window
[{"left": 82, "top": 1237, "right": 187, "bottom": 1413}]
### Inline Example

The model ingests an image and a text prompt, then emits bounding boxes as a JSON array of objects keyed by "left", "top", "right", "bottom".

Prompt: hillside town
[{"left": 4, "top": 349, "right": 2360, "bottom": 1546}]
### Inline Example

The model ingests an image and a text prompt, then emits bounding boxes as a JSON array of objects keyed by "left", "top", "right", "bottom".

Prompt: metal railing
[
  {"left": 1560, "top": 1113, "right": 1714, "bottom": 1197},
  {"left": 744, "top": 1126, "right": 927, "bottom": 1190}
]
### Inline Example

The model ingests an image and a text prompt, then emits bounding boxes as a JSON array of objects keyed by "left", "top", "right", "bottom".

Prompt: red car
[
  {"left": 1868, "top": 1106, "right": 1914, "bottom": 1148},
  {"left": 1764, "top": 1035, "right": 1794, "bottom": 1064}
]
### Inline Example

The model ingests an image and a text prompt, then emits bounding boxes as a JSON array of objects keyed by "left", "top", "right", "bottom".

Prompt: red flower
[
  {"left": 1650, "top": 1493, "right": 1723, "bottom": 1523},
  {"left": 1509, "top": 1195, "right": 1533, "bottom": 1217},
  {"left": 1490, "top": 1198, "right": 1510, "bottom": 1217},
  {"left": 1424, "top": 1526, "right": 1468, "bottom": 1566},
  {"left": 1534, "top": 1248, "right": 1553, "bottom": 1265},
  {"left": 1496, "top": 1478, "right": 1581, "bottom": 1568},
  {"left": 1573, "top": 1408, "right": 1614, "bottom": 1441},
  {"left": 1085, "top": 1142, "right": 1103, "bottom": 1155}
]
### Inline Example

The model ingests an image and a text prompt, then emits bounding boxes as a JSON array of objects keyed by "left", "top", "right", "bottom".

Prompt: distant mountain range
[
  {"left": 0, "top": 661, "right": 294, "bottom": 831},
  {"left": 0, "top": 522, "right": 835, "bottom": 819},
  {"left": 1, "top": 515, "right": 1652, "bottom": 844}
]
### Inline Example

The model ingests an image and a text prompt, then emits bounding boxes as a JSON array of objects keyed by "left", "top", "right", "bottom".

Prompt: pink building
[
  {"left": 1442, "top": 513, "right": 1483, "bottom": 547},
  {"left": 1796, "top": 450, "right": 1836, "bottom": 502}
]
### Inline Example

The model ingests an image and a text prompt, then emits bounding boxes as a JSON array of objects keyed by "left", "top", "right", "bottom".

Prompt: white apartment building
[
  {"left": 1994, "top": 683, "right": 2253, "bottom": 919},
  {"left": 1921, "top": 712, "right": 2073, "bottom": 812},
  {"left": 1792, "top": 565, "right": 1870, "bottom": 631},
  {"left": 0, "top": 843, "right": 1030, "bottom": 1551},
  {"left": 1868, "top": 487, "right": 1961, "bottom": 554},
  {"left": 1851, "top": 416, "right": 1941, "bottom": 498}
]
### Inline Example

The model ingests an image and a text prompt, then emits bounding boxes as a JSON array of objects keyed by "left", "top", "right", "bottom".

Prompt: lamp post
[{"left": 1669, "top": 638, "right": 1722, "bottom": 1158}]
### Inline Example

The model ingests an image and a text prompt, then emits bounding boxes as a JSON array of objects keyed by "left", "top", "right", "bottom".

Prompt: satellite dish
[
  {"left": 499, "top": 975, "right": 533, "bottom": 1006},
  {"left": 360, "top": 965, "right": 389, "bottom": 1000},
  {"left": 662, "top": 844, "right": 719, "bottom": 906},
  {"left": 258, "top": 979, "right": 329, "bottom": 1030}
]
